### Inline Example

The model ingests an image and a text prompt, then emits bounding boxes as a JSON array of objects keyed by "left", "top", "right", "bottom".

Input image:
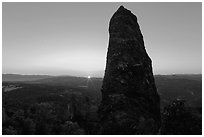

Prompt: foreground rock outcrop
[{"left": 98, "top": 6, "right": 161, "bottom": 134}]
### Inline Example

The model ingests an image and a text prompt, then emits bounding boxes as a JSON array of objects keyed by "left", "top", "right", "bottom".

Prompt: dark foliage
[
  {"left": 2, "top": 74, "right": 202, "bottom": 135},
  {"left": 160, "top": 99, "right": 202, "bottom": 135},
  {"left": 2, "top": 82, "right": 99, "bottom": 135}
]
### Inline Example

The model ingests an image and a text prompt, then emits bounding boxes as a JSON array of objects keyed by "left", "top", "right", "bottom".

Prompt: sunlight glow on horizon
[{"left": 2, "top": 3, "right": 201, "bottom": 77}]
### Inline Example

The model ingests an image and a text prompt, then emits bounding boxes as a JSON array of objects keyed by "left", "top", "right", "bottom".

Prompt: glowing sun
[{"left": 88, "top": 76, "right": 91, "bottom": 79}]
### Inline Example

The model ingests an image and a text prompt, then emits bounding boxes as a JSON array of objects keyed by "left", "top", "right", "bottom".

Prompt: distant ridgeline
[{"left": 98, "top": 6, "right": 161, "bottom": 134}]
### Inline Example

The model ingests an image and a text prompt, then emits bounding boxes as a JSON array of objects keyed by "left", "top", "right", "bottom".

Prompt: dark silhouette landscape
[
  {"left": 2, "top": 73, "right": 202, "bottom": 134},
  {"left": 2, "top": 4, "right": 202, "bottom": 135}
]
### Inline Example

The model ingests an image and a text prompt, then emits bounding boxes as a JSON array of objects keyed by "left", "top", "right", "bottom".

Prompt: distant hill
[
  {"left": 29, "top": 76, "right": 103, "bottom": 92},
  {"left": 2, "top": 74, "right": 53, "bottom": 82},
  {"left": 2, "top": 74, "right": 202, "bottom": 108},
  {"left": 3, "top": 74, "right": 201, "bottom": 82},
  {"left": 154, "top": 74, "right": 202, "bottom": 108},
  {"left": 155, "top": 74, "right": 202, "bottom": 81},
  {"left": 35, "top": 74, "right": 202, "bottom": 108}
]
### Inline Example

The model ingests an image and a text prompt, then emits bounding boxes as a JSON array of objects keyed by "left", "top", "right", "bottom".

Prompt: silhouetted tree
[
  {"left": 3, "top": 126, "right": 17, "bottom": 135},
  {"left": 161, "top": 99, "right": 201, "bottom": 135},
  {"left": 61, "top": 121, "right": 85, "bottom": 135}
]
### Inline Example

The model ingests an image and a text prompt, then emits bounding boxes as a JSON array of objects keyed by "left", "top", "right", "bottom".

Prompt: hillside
[
  {"left": 2, "top": 74, "right": 202, "bottom": 134},
  {"left": 2, "top": 74, "right": 53, "bottom": 82},
  {"left": 2, "top": 74, "right": 202, "bottom": 109}
]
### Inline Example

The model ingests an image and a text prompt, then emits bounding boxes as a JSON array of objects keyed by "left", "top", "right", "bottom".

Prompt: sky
[{"left": 2, "top": 2, "right": 202, "bottom": 77}]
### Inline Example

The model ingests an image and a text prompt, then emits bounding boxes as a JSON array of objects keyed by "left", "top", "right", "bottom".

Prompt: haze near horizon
[{"left": 3, "top": 2, "right": 202, "bottom": 77}]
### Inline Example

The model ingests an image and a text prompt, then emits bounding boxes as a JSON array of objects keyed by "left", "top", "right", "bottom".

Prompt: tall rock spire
[{"left": 98, "top": 6, "right": 161, "bottom": 134}]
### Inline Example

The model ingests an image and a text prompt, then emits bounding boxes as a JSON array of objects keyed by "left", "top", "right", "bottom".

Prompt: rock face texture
[{"left": 98, "top": 6, "right": 161, "bottom": 134}]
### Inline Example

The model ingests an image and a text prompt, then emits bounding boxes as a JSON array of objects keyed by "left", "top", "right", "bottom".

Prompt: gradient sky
[{"left": 3, "top": 2, "right": 202, "bottom": 77}]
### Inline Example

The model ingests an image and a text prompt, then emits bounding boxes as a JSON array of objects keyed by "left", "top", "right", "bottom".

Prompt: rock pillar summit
[{"left": 98, "top": 6, "right": 161, "bottom": 134}]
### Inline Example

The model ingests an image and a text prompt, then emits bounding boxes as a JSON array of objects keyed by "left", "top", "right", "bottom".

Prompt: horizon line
[{"left": 2, "top": 73, "right": 202, "bottom": 78}]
